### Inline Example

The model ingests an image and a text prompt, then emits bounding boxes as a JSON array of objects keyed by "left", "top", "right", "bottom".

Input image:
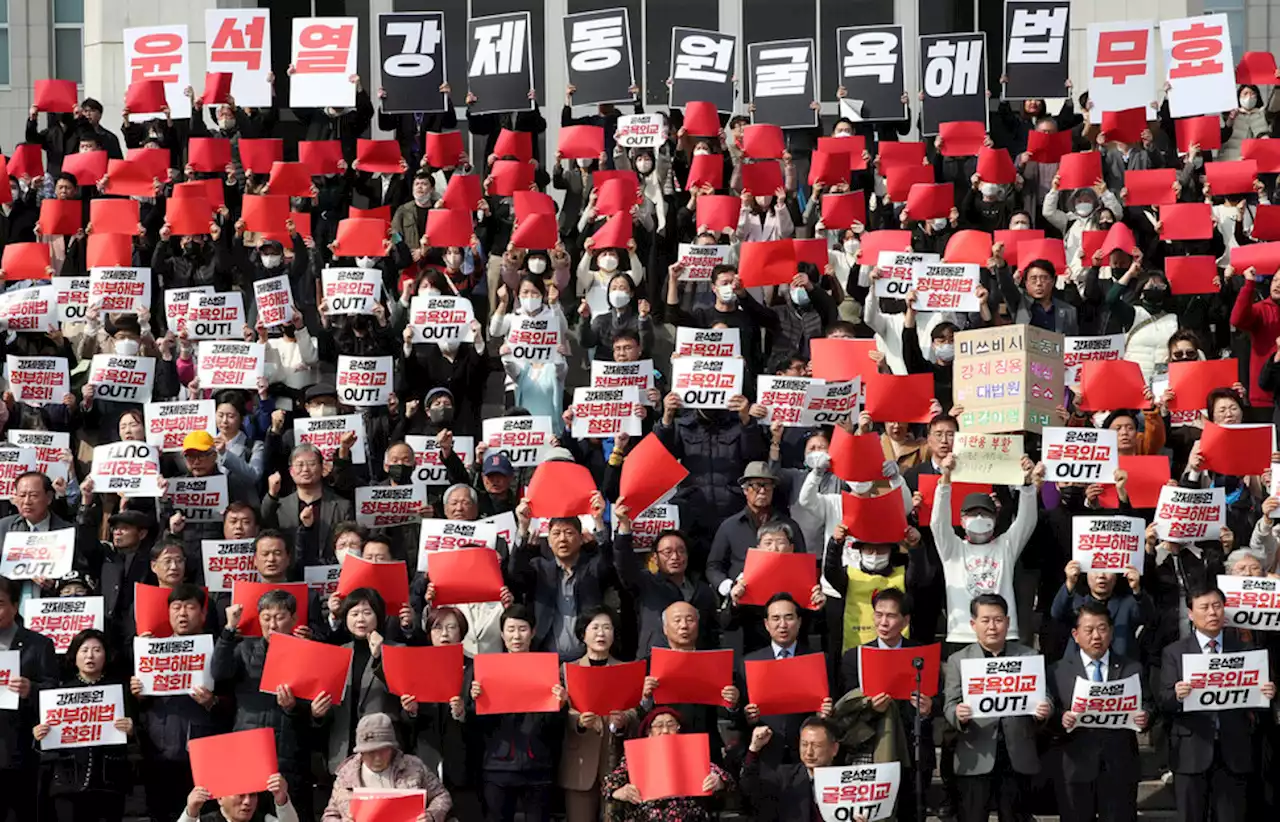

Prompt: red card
[
  {"left": 299, "top": 141, "right": 344, "bottom": 176},
  {"left": 595, "top": 177, "right": 638, "bottom": 216},
  {"left": 174, "top": 179, "right": 223, "bottom": 212},
  {"left": 1168, "top": 359, "right": 1238, "bottom": 413},
  {"left": 7, "top": 145, "right": 43, "bottom": 180},
  {"left": 188, "top": 729, "right": 278, "bottom": 799},
  {"left": 1200, "top": 421, "right": 1272, "bottom": 476},
  {"left": 744, "top": 653, "right": 828, "bottom": 715},
  {"left": 1160, "top": 203, "right": 1213, "bottom": 241},
  {"left": 1027, "top": 130, "right": 1072, "bottom": 164},
  {"left": 509, "top": 212, "right": 557, "bottom": 249},
  {"left": 267, "top": 162, "right": 313, "bottom": 197},
  {"left": 878, "top": 141, "right": 926, "bottom": 172},
  {"left": 624, "top": 733, "right": 712, "bottom": 802},
  {"left": 351, "top": 204, "right": 391, "bottom": 226},
  {"left": 1098, "top": 455, "right": 1171, "bottom": 509},
  {"left": 62, "top": 151, "right": 107, "bottom": 186},
  {"left": 620, "top": 433, "right": 689, "bottom": 516},
  {"left": 189, "top": 138, "right": 232, "bottom": 174},
  {"left": 1016, "top": 238, "right": 1067, "bottom": 274},
  {"left": 649, "top": 648, "right": 734, "bottom": 706},
  {"left": 829, "top": 429, "right": 885, "bottom": 483},
  {"left": 1078, "top": 231, "right": 1107, "bottom": 269},
  {"left": 263, "top": 209, "right": 310, "bottom": 244},
  {"left": 939, "top": 122, "right": 986, "bottom": 156},
  {"left": 1255, "top": 205, "right": 1280, "bottom": 241},
  {"left": 526, "top": 461, "right": 598, "bottom": 517},
  {"left": 1099, "top": 222, "right": 1138, "bottom": 258},
  {"left": 133, "top": 583, "right": 174, "bottom": 637},
  {"left": 356, "top": 139, "right": 403, "bottom": 174},
  {"left": 166, "top": 197, "right": 212, "bottom": 236},
  {"left": 739, "top": 550, "right": 818, "bottom": 608},
  {"left": 743, "top": 124, "right": 785, "bottom": 159},
  {"left": 686, "top": 154, "right": 723, "bottom": 190},
  {"left": 864, "top": 373, "right": 933, "bottom": 423},
  {"left": 820, "top": 193, "right": 866, "bottom": 230},
  {"left": 334, "top": 218, "right": 390, "bottom": 257},
  {"left": 124, "top": 80, "right": 166, "bottom": 114},
  {"left": 1230, "top": 242, "right": 1280, "bottom": 275},
  {"left": 201, "top": 72, "right": 234, "bottom": 106},
  {"left": 241, "top": 139, "right": 284, "bottom": 175},
  {"left": 1175, "top": 116, "right": 1222, "bottom": 153},
  {"left": 425, "top": 131, "right": 466, "bottom": 168},
  {"left": 1166, "top": 256, "right": 1219, "bottom": 295},
  {"left": 428, "top": 548, "right": 505, "bottom": 606},
  {"left": 943, "top": 229, "right": 992, "bottom": 265},
  {"left": 1206, "top": 160, "right": 1258, "bottom": 195},
  {"left": 382, "top": 643, "right": 465, "bottom": 704},
  {"left": 441, "top": 174, "right": 483, "bottom": 211},
  {"left": 1078, "top": 360, "right": 1148, "bottom": 412},
  {"left": 89, "top": 199, "right": 139, "bottom": 236},
  {"left": 38, "top": 199, "right": 81, "bottom": 237},
  {"left": 474, "top": 652, "right": 560, "bottom": 714},
  {"left": 241, "top": 195, "right": 289, "bottom": 236},
  {"left": 841, "top": 490, "right": 909, "bottom": 543},
  {"left": 489, "top": 160, "right": 535, "bottom": 196},
  {"left": 564, "top": 661, "right": 647, "bottom": 715},
  {"left": 884, "top": 163, "right": 933, "bottom": 203},
  {"left": 808, "top": 151, "right": 847, "bottom": 187},
  {"left": 231, "top": 582, "right": 310, "bottom": 636},
  {"left": 127, "top": 147, "right": 169, "bottom": 181},
  {"left": 856, "top": 230, "right": 913, "bottom": 265},
  {"left": 993, "top": 229, "right": 1044, "bottom": 270},
  {"left": 558, "top": 125, "right": 604, "bottom": 160},
  {"left": 1058, "top": 152, "right": 1102, "bottom": 190},
  {"left": 860, "top": 644, "right": 942, "bottom": 699},
  {"left": 494, "top": 129, "right": 533, "bottom": 161},
  {"left": 1242, "top": 139, "right": 1280, "bottom": 174},
  {"left": 817, "top": 136, "right": 867, "bottom": 171},
  {"left": 351, "top": 793, "right": 426, "bottom": 822},
  {"left": 1236, "top": 51, "right": 1278, "bottom": 85},
  {"left": 336, "top": 556, "right": 410, "bottom": 614},
  {"left": 86, "top": 234, "right": 133, "bottom": 269},
  {"left": 513, "top": 190, "right": 556, "bottom": 220},
  {"left": 104, "top": 160, "right": 156, "bottom": 197},
  {"left": 260, "top": 633, "right": 354, "bottom": 703},
  {"left": 809, "top": 338, "right": 878, "bottom": 383},
  {"left": 739, "top": 239, "right": 797, "bottom": 287},
  {"left": 1124, "top": 169, "right": 1176, "bottom": 206},
  {"left": 683, "top": 101, "right": 721, "bottom": 136},
  {"left": 741, "top": 161, "right": 783, "bottom": 196},
  {"left": 591, "top": 212, "right": 633, "bottom": 249},
  {"left": 905, "top": 183, "right": 953, "bottom": 220},
  {"left": 976, "top": 147, "right": 1016, "bottom": 185},
  {"left": 793, "top": 238, "right": 828, "bottom": 269},
  {"left": 915, "top": 474, "right": 993, "bottom": 528},
  {"left": 2, "top": 243, "right": 51, "bottom": 280},
  {"left": 34, "top": 79, "right": 77, "bottom": 113},
  {"left": 425, "top": 208, "right": 475, "bottom": 248},
  {"left": 694, "top": 195, "right": 740, "bottom": 234},
  {"left": 1101, "top": 108, "right": 1147, "bottom": 144}
]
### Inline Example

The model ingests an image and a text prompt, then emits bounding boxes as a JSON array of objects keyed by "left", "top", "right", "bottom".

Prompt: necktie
[
  {"left": 1208, "top": 639, "right": 1219, "bottom": 653},
  {"left": 778, "top": 648, "right": 791, "bottom": 660},
  {"left": 1091, "top": 660, "right": 1103, "bottom": 682}
]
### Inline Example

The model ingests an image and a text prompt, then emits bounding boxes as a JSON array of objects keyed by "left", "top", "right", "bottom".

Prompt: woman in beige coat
[{"left": 558, "top": 606, "right": 637, "bottom": 822}]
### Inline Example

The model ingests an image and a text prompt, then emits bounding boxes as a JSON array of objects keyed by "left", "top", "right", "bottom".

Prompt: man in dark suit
[
  {"left": 1050, "top": 600, "right": 1150, "bottom": 822},
  {"left": 262, "top": 442, "right": 354, "bottom": 572},
  {"left": 741, "top": 593, "right": 834, "bottom": 766},
  {"left": 739, "top": 717, "right": 841, "bottom": 822},
  {"left": 1159, "top": 584, "right": 1275, "bottom": 822},
  {"left": 0, "top": 575, "right": 58, "bottom": 821}
]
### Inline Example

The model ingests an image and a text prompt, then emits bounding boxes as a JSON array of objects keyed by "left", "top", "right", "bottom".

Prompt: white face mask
[
  {"left": 1241, "top": 94, "right": 1259, "bottom": 110},
  {"left": 219, "top": 118, "right": 237, "bottom": 131},
  {"left": 851, "top": 481, "right": 875, "bottom": 495},
  {"left": 308, "top": 404, "right": 338, "bottom": 418},
  {"left": 423, "top": 288, "right": 442, "bottom": 297},
  {"left": 716, "top": 284, "right": 736, "bottom": 303},
  {"left": 114, "top": 338, "right": 140, "bottom": 357},
  {"left": 833, "top": 131, "right": 853, "bottom": 139},
  {"left": 804, "top": 451, "right": 830, "bottom": 471},
  {"left": 980, "top": 183, "right": 1001, "bottom": 199},
  {"left": 790, "top": 287, "right": 810, "bottom": 307},
  {"left": 842, "top": 239, "right": 859, "bottom": 255},
  {"left": 414, "top": 193, "right": 431, "bottom": 206},
  {"left": 356, "top": 256, "right": 378, "bottom": 269},
  {"left": 577, "top": 158, "right": 593, "bottom": 168},
  {"left": 1010, "top": 223, "right": 1031, "bottom": 231},
  {"left": 931, "top": 218, "right": 948, "bottom": 230},
  {"left": 1074, "top": 202, "right": 1094, "bottom": 218},
  {"left": 934, "top": 343, "right": 955, "bottom": 361},
  {"left": 598, "top": 255, "right": 619, "bottom": 272},
  {"left": 260, "top": 254, "right": 283, "bottom": 270},
  {"left": 527, "top": 257, "right": 547, "bottom": 275},
  {"left": 861, "top": 551, "right": 890, "bottom": 572},
  {"left": 444, "top": 254, "right": 462, "bottom": 269},
  {"left": 694, "top": 149, "right": 711, "bottom": 157},
  {"left": 609, "top": 291, "right": 631, "bottom": 309},
  {"left": 520, "top": 296, "right": 543, "bottom": 314},
  {"left": 636, "top": 159, "right": 654, "bottom": 173},
  {"left": 963, "top": 515, "right": 995, "bottom": 541},
  {"left": 754, "top": 196, "right": 772, "bottom": 209}
]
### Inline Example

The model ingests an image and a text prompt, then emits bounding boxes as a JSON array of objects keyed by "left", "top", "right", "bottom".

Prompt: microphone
[{"left": 912, "top": 656, "right": 924, "bottom": 671}]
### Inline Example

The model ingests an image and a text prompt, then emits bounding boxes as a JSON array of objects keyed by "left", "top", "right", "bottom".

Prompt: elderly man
[
  {"left": 77, "top": 508, "right": 156, "bottom": 658},
  {"left": 264, "top": 443, "right": 354, "bottom": 569},
  {"left": 741, "top": 718, "right": 842, "bottom": 822},
  {"left": 181, "top": 773, "right": 298, "bottom": 822},
  {"left": 162, "top": 431, "right": 259, "bottom": 582},
  {"left": 707, "top": 461, "right": 807, "bottom": 602}
]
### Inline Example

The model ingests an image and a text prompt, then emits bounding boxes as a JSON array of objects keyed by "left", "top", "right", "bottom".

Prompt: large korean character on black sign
[
  {"left": 563, "top": 8, "right": 636, "bottom": 105},
  {"left": 834, "top": 25, "right": 907, "bottom": 122},
  {"left": 748, "top": 39, "right": 817, "bottom": 128},
  {"left": 669, "top": 26, "right": 737, "bottom": 113},
  {"left": 919, "top": 32, "right": 988, "bottom": 136},
  {"left": 467, "top": 11, "right": 535, "bottom": 115},
  {"left": 1003, "top": 0, "right": 1070, "bottom": 100},
  {"left": 379, "top": 12, "right": 448, "bottom": 114}
]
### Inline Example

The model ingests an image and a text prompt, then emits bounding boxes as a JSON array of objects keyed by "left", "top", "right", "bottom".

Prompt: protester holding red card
[
  {"left": 938, "top": 122, "right": 986, "bottom": 157},
  {"left": 612, "top": 728, "right": 727, "bottom": 809},
  {"left": 189, "top": 728, "right": 279, "bottom": 798},
  {"left": 1078, "top": 360, "right": 1150, "bottom": 411},
  {"left": 1199, "top": 421, "right": 1272, "bottom": 477},
  {"left": 428, "top": 548, "right": 505, "bottom": 606},
  {"left": 828, "top": 428, "right": 885, "bottom": 483},
  {"left": 736, "top": 550, "right": 819, "bottom": 608}
]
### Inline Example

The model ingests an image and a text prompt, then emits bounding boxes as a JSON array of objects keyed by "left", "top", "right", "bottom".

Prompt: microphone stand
[{"left": 912, "top": 656, "right": 925, "bottom": 822}]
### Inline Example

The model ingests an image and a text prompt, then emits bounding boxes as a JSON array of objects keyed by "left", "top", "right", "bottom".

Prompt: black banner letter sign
[
  {"left": 467, "top": 12, "right": 535, "bottom": 115},
  {"left": 379, "top": 12, "right": 447, "bottom": 114},
  {"left": 563, "top": 8, "right": 636, "bottom": 105},
  {"left": 1003, "top": 0, "right": 1070, "bottom": 100},
  {"left": 748, "top": 39, "right": 818, "bottom": 128},
  {"left": 669, "top": 27, "right": 737, "bottom": 113},
  {"left": 920, "top": 32, "right": 988, "bottom": 136},
  {"left": 835, "top": 25, "right": 907, "bottom": 122}
]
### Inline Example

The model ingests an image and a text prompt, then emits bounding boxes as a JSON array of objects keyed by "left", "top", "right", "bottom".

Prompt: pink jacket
[
  {"left": 321, "top": 751, "right": 451, "bottom": 822},
  {"left": 1230, "top": 282, "right": 1280, "bottom": 405}
]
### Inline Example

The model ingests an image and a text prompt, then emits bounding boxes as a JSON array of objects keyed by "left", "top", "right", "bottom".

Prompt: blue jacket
[{"left": 1049, "top": 586, "right": 1152, "bottom": 660}]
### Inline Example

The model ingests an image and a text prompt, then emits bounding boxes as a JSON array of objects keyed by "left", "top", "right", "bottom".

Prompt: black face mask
[
  {"left": 428, "top": 407, "right": 453, "bottom": 425},
  {"left": 183, "top": 243, "right": 203, "bottom": 258},
  {"left": 387, "top": 464, "right": 414, "bottom": 485},
  {"left": 351, "top": 316, "right": 371, "bottom": 333}
]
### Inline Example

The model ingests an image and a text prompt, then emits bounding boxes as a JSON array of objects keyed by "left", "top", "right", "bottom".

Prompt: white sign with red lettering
[
  {"left": 876, "top": 252, "right": 936, "bottom": 298},
  {"left": 1181, "top": 650, "right": 1270, "bottom": 711},
  {"left": 355, "top": 485, "right": 425, "bottom": 528},
  {"left": 7, "top": 429, "right": 69, "bottom": 484},
  {"left": 571, "top": 387, "right": 642, "bottom": 439},
  {"left": 670, "top": 356, "right": 745, "bottom": 409},
  {"left": 482, "top": 416, "right": 554, "bottom": 467},
  {"left": 0, "top": 285, "right": 58, "bottom": 333},
  {"left": 1161, "top": 15, "right": 1236, "bottom": 118},
  {"left": 674, "top": 326, "right": 740, "bottom": 358},
  {"left": 1071, "top": 515, "right": 1144, "bottom": 573},
  {"left": 506, "top": 314, "right": 562, "bottom": 362},
  {"left": 163, "top": 286, "right": 215, "bottom": 332},
  {"left": 615, "top": 114, "right": 668, "bottom": 149},
  {"left": 89, "top": 355, "right": 155, "bottom": 404},
  {"left": 812, "top": 763, "right": 901, "bottom": 822},
  {"left": 21, "top": 596, "right": 103, "bottom": 654},
  {"left": 305, "top": 564, "right": 341, "bottom": 598},
  {"left": 206, "top": 9, "right": 273, "bottom": 108},
  {"left": 5, "top": 356, "right": 69, "bottom": 406},
  {"left": 1064, "top": 335, "right": 1124, "bottom": 388},
  {"left": 124, "top": 26, "right": 192, "bottom": 119},
  {"left": 1221, "top": 575, "right": 1280, "bottom": 631},
  {"left": 133, "top": 635, "right": 214, "bottom": 696},
  {"left": 618, "top": 503, "right": 680, "bottom": 552},
  {"left": 201, "top": 539, "right": 258, "bottom": 593},
  {"left": 336, "top": 355, "right": 393, "bottom": 407},
  {"left": 195, "top": 341, "right": 265, "bottom": 391},
  {"left": 960, "top": 655, "right": 1047, "bottom": 718},
  {"left": 0, "top": 447, "right": 38, "bottom": 498},
  {"left": 186, "top": 293, "right": 247, "bottom": 340},
  {"left": 322, "top": 268, "right": 382, "bottom": 315},
  {"left": 409, "top": 295, "right": 475, "bottom": 345},
  {"left": 404, "top": 435, "right": 475, "bottom": 486},
  {"left": 1042, "top": 427, "right": 1119, "bottom": 484},
  {"left": 295, "top": 414, "right": 366, "bottom": 465},
  {"left": 1155, "top": 486, "right": 1224, "bottom": 543},
  {"left": 477, "top": 511, "right": 517, "bottom": 547},
  {"left": 911, "top": 263, "right": 980, "bottom": 312},
  {"left": 38, "top": 685, "right": 127, "bottom": 749},
  {"left": 417, "top": 519, "right": 498, "bottom": 572},
  {"left": 0, "top": 528, "right": 76, "bottom": 580},
  {"left": 675, "top": 244, "right": 731, "bottom": 282},
  {"left": 88, "top": 268, "right": 151, "bottom": 315},
  {"left": 290, "top": 17, "right": 359, "bottom": 108},
  {"left": 169, "top": 475, "right": 228, "bottom": 523},
  {"left": 54, "top": 277, "right": 89, "bottom": 324},
  {"left": 145, "top": 400, "right": 217, "bottom": 452},
  {"left": 590, "top": 360, "right": 655, "bottom": 404},
  {"left": 757, "top": 375, "right": 810, "bottom": 425},
  {"left": 253, "top": 275, "right": 294, "bottom": 328},
  {"left": 90, "top": 441, "right": 163, "bottom": 497},
  {"left": 1086, "top": 21, "right": 1156, "bottom": 120},
  {"left": 1068, "top": 674, "right": 1143, "bottom": 731}
]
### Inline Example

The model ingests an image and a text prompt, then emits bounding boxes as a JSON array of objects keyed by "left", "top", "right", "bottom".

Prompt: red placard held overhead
[
  {"left": 230, "top": 581, "right": 309, "bottom": 636},
  {"left": 494, "top": 130, "right": 533, "bottom": 161},
  {"left": 938, "top": 122, "right": 985, "bottom": 157},
  {"left": 62, "top": 151, "right": 108, "bottom": 187},
  {"left": 134, "top": 583, "right": 174, "bottom": 637},
  {"left": 38, "top": 200, "right": 81, "bottom": 237},
  {"left": 426, "top": 132, "right": 465, "bottom": 168},
  {"left": 1026, "top": 130, "right": 1072, "bottom": 164},
  {"left": 1200, "top": 421, "right": 1272, "bottom": 476},
  {"left": 695, "top": 195, "right": 741, "bottom": 234},
  {"left": 240, "top": 195, "right": 289, "bottom": 236},
  {"left": 619, "top": 433, "right": 688, "bottom": 516},
  {"left": 557, "top": 126, "right": 604, "bottom": 160},
  {"left": 1098, "top": 455, "right": 1171, "bottom": 509},
  {"left": 526, "top": 461, "right": 598, "bottom": 518},
  {"left": 741, "top": 161, "right": 783, "bottom": 197},
  {"left": 1205, "top": 160, "right": 1258, "bottom": 195},
  {"left": 742, "top": 124, "right": 785, "bottom": 159},
  {"left": 915, "top": 475, "right": 994, "bottom": 527},
  {"left": 1243, "top": 139, "right": 1280, "bottom": 173},
  {"left": 86, "top": 235, "right": 133, "bottom": 269},
  {"left": 864, "top": 373, "right": 934, "bottom": 423},
  {"left": 820, "top": 194, "right": 866, "bottom": 230},
  {"left": 1165, "top": 256, "right": 1219, "bottom": 295},
  {"left": 425, "top": 209, "right": 474, "bottom": 249},
  {"left": 841, "top": 491, "right": 909, "bottom": 544},
  {"left": 90, "top": 199, "right": 140, "bottom": 236},
  {"left": 335, "top": 556, "right": 410, "bottom": 614},
  {"left": 1175, "top": 116, "right": 1222, "bottom": 153},
  {"left": 738, "top": 239, "right": 797, "bottom": 288},
  {"left": 333, "top": 219, "right": 390, "bottom": 258},
  {"left": 34, "top": 80, "right": 77, "bottom": 112},
  {"left": 744, "top": 653, "right": 828, "bottom": 715},
  {"left": 1077, "top": 360, "right": 1149, "bottom": 411},
  {"left": 201, "top": 72, "right": 234, "bottom": 106},
  {"left": 905, "top": 183, "right": 953, "bottom": 220},
  {"left": 355, "top": 139, "right": 403, "bottom": 173},
  {"left": 1236, "top": 51, "right": 1279, "bottom": 85},
  {"left": 298, "top": 141, "right": 344, "bottom": 177},
  {"left": 624, "top": 734, "right": 713, "bottom": 801},
  {"left": 1167, "top": 359, "right": 1238, "bottom": 412},
  {"left": 685, "top": 154, "right": 723, "bottom": 190},
  {"left": 828, "top": 428, "right": 886, "bottom": 483},
  {"left": 993, "top": 229, "right": 1044, "bottom": 270},
  {"left": 266, "top": 162, "right": 313, "bottom": 197},
  {"left": 1230, "top": 242, "right": 1280, "bottom": 275},
  {"left": 1100, "top": 108, "right": 1147, "bottom": 144},
  {"left": 944, "top": 230, "right": 993, "bottom": 266},
  {"left": 1159, "top": 204, "right": 1213, "bottom": 241},
  {"left": 188, "top": 729, "right": 278, "bottom": 798},
  {"left": 1057, "top": 152, "right": 1103, "bottom": 190},
  {"left": 564, "top": 661, "right": 647, "bottom": 715},
  {"left": 189, "top": 138, "right": 232, "bottom": 173},
  {"left": 1123, "top": 169, "right": 1176, "bottom": 206},
  {"left": 241, "top": 139, "right": 285, "bottom": 175},
  {"left": 976, "top": 147, "right": 1016, "bottom": 185},
  {"left": 1, "top": 244, "right": 52, "bottom": 280},
  {"left": 509, "top": 213, "right": 558, "bottom": 250}
]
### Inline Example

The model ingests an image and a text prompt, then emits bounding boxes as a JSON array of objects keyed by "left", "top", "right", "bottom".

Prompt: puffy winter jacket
[
  {"left": 653, "top": 412, "right": 768, "bottom": 535},
  {"left": 210, "top": 631, "right": 312, "bottom": 779}
]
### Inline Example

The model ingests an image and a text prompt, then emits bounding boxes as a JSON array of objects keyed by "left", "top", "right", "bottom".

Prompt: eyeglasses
[
  {"left": 1170, "top": 350, "right": 1198, "bottom": 361},
  {"left": 743, "top": 482, "right": 773, "bottom": 493}
]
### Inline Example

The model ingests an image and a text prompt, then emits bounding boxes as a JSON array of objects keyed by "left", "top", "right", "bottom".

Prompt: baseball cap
[
  {"left": 482, "top": 453, "right": 514, "bottom": 476},
  {"left": 182, "top": 430, "right": 215, "bottom": 453}
]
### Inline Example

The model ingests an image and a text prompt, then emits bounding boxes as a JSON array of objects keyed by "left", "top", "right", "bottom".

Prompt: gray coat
[
  {"left": 319, "top": 641, "right": 404, "bottom": 774},
  {"left": 943, "top": 641, "right": 1044, "bottom": 776}
]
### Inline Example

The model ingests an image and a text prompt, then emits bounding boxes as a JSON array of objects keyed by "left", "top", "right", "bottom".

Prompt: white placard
[
  {"left": 959, "top": 654, "right": 1047, "bottom": 718},
  {"left": 0, "top": 285, "right": 58, "bottom": 332},
  {"left": 812, "top": 763, "right": 901, "bottom": 822},
  {"left": 1085, "top": 21, "right": 1157, "bottom": 118},
  {"left": 355, "top": 485, "right": 425, "bottom": 528},
  {"left": 123, "top": 26, "right": 192, "bottom": 120},
  {"left": 7, "top": 429, "right": 69, "bottom": 484},
  {"left": 1064, "top": 335, "right": 1124, "bottom": 388},
  {"left": 305, "top": 564, "right": 341, "bottom": 598},
  {"left": 1042, "top": 427, "right": 1119, "bottom": 484},
  {"left": 38, "top": 685, "right": 127, "bottom": 748},
  {"left": 163, "top": 286, "right": 214, "bottom": 332},
  {"left": 674, "top": 327, "right": 741, "bottom": 358},
  {"left": 675, "top": 243, "right": 730, "bottom": 282},
  {"left": 615, "top": 114, "right": 668, "bottom": 148},
  {"left": 875, "top": 252, "right": 937, "bottom": 298},
  {"left": 133, "top": 635, "right": 214, "bottom": 696},
  {"left": 0, "top": 528, "right": 75, "bottom": 581},
  {"left": 477, "top": 511, "right": 517, "bottom": 547},
  {"left": 621, "top": 502, "right": 679, "bottom": 552},
  {"left": 590, "top": 359, "right": 655, "bottom": 404},
  {"left": 145, "top": 400, "right": 217, "bottom": 452},
  {"left": 169, "top": 475, "right": 228, "bottom": 523},
  {"left": 296, "top": 413, "right": 366, "bottom": 465},
  {"left": 54, "top": 277, "right": 89, "bottom": 324},
  {"left": 201, "top": 539, "right": 259, "bottom": 593},
  {"left": 0, "top": 447, "right": 39, "bottom": 498},
  {"left": 911, "top": 262, "right": 980, "bottom": 312},
  {"left": 1162, "top": 15, "right": 1236, "bottom": 118},
  {"left": 1071, "top": 515, "right": 1145, "bottom": 573},
  {"left": 952, "top": 433, "right": 1026, "bottom": 485},
  {"left": 417, "top": 519, "right": 498, "bottom": 573},
  {"left": 404, "top": 435, "right": 475, "bottom": 486},
  {"left": 409, "top": 296, "right": 475, "bottom": 345},
  {"left": 336, "top": 355, "right": 393, "bottom": 407},
  {"left": 206, "top": 10, "right": 273, "bottom": 108},
  {"left": 1221, "top": 575, "right": 1280, "bottom": 631},
  {"left": 570, "top": 387, "right": 643, "bottom": 439},
  {"left": 321, "top": 268, "right": 382, "bottom": 315},
  {"left": 88, "top": 267, "right": 151, "bottom": 315},
  {"left": 758, "top": 376, "right": 861, "bottom": 428},
  {"left": 670, "top": 356, "right": 745, "bottom": 409},
  {"left": 1181, "top": 649, "right": 1271, "bottom": 712},
  {"left": 89, "top": 441, "right": 163, "bottom": 497},
  {"left": 22, "top": 597, "right": 104, "bottom": 654},
  {"left": 5, "top": 356, "right": 69, "bottom": 406},
  {"left": 195, "top": 341, "right": 265, "bottom": 391},
  {"left": 185, "top": 293, "right": 247, "bottom": 340},
  {"left": 290, "top": 18, "right": 359, "bottom": 108},
  {"left": 0, "top": 650, "right": 19, "bottom": 709},
  {"left": 88, "top": 354, "right": 155, "bottom": 404},
  {"left": 253, "top": 275, "right": 294, "bottom": 328},
  {"left": 1068, "top": 674, "right": 1143, "bottom": 731},
  {"left": 481, "top": 416, "right": 554, "bottom": 467},
  {"left": 505, "top": 314, "right": 562, "bottom": 362},
  {"left": 1154, "top": 485, "right": 1224, "bottom": 543}
]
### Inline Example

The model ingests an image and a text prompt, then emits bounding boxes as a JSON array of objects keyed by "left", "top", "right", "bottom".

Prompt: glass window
[
  {"left": 53, "top": 0, "right": 83, "bottom": 84},
  {"left": 1203, "top": 0, "right": 1245, "bottom": 64},
  {"left": 53, "top": 0, "right": 81, "bottom": 24}
]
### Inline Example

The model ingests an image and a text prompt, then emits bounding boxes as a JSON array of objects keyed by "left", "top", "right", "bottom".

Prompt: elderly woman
[
  {"left": 600, "top": 707, "right": 732, "bottom": 822},
  {"left": 321, "top": 713, "right": 452, "bottom": 822}
]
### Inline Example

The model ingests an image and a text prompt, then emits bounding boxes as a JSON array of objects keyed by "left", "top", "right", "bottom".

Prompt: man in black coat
[
  {"left": 0, "top": 575, "right": 58, "bottom": 821},
  {"left": 740, "top": 717, "right": 841, "bottom": 822},
  {"left": 1050, "top": 600, "right": 1150, "bottom": 822}
]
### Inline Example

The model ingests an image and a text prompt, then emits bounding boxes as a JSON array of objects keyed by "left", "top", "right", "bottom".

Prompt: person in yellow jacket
[{"left": 821, "top": 520, "right": 926, "bottom": 654}]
